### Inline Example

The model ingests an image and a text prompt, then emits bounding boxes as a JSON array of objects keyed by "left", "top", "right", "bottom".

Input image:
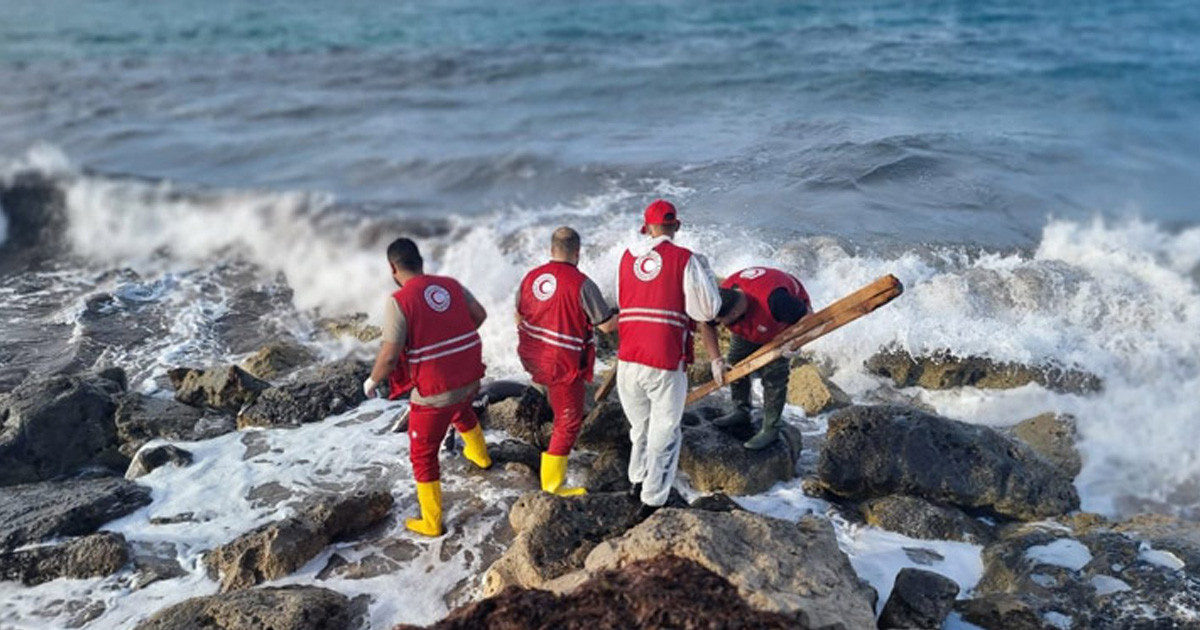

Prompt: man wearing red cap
[
  {"left": 616, "top": 199, "right": 723, "bottom": 515},
  {"left": 516, "top": 227, "right": 617, "bottom": 496},
  {"left": 701, "top": 267, "right": 812, "bottom": 449},
  {"left": 363, "top": 237, "right": 493, "bottom": 537}
]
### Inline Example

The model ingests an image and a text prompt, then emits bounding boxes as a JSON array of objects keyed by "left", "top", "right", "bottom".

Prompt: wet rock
[
  {"left": 204, "top": 489, "right": 393, "bottom": 591},
  {"left": 240, "top": 342, "right": 318, "bottom": 380},
  {"left": 398, "top": 556, "right": 799, "bottom": 630},
  {"left": 125, "top": 445, "right": 193, "bottom": 480},
  {"left": 861, "top": 495, "right": 995, "bottom": 544},
  {"left": 0, "top": 532, "right": 128, "bottom": 586},
  {"left": 960, "top": 517, "right": 1200, "bottom": 630},
  {"left": 787, "top": 363, "right": 851, "bottom": 415},
  {"left": 574, "top": 399, "right": 631, "bottom": 454},
  {"left": 865, "top": 348, "right": 1102, "bottom": 395},
  {"left": 130, "top": 541, "right": 189, "bottom": 590},
  {"left": 481, "top": 387, "right": 554, "bottom": 449},
  {"left": 482, "top": 491, "right": 641, "bottom": 596},
  {"left": 133, "top": 585, "right": 361, "bottom": 630},
  {"left": 1010, "top": 413, "right": 1082, "bottom": 479},
  {"left": 0, "top": 372, "right": 128, "bottom": 486},
  {"left": 818, "top": 405, "right": 1079, "bottom": 520},
  {"left": 583, "top": 509, "right": 878, "bottom": 629},
  {"left": 690, "top": 493, "right": 744, "bottom": 513},
  {"left": 583, "top": 449, "right": 631, "bottom": 493},
  {"left": 114, "top": 392, "right": 234, "bottom": 457},
  {"left": 679, "top": 416, "right": 801, "bottom": 495},
  {"left": 1, "top": 477, "right": 152, "bottom": 550},
  {"left": 316, "top": 312, "right": 381, "bottom": 342},
  {"left": 169, "top": 365, "right": 270, "bottom": 414},
  {"left": 237, "top": 359, "right": 370, "bottom": 429},
  {"left": 878, "top": 568, "right": 960, "bottom": 630}
]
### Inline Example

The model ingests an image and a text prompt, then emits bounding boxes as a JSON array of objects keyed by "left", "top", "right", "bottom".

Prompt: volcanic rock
[
  {"left": 818, "top": 405, "right": 1079, "bottom": 520},
  {"left": 0, "top": 532, "right": 129, "bottom": 586},
  {"left": 397, "top": 556, "right": 799, "bottom": 630},
  {"left": 861, "top": 495, "right": 995, "bottom": 544},
  {"left": 787, "top": 363, "right": 851, "bottom": 415},
  {"left": 865, "top": 348, "right": 1102, "bottom": 394},
  {"left": 878, "top": 567, "right": 960, "bottom": 629},
  {"left": 583, "top": 509, "right": 878, "bottom": 629},
  {"left": 240, "top": 342, "right": 318, "bottom": 380},
  {"left": 316, "top": 312, "right": 381, "bottom": 342},
  {"left": 133, "top": 585, "right": 361, "bottom": 630},
  {"left": 169, "top": 365, "right": 269, "bottom": 414},
  {"left": 0, "top": 372, "right": 128, "bottom": 486},
  {"left": 204, "top": 489, "right": 393, "bottom": 591},
  {"left": 114, "top": 392, "right": 234, "bottom": 457},
  {"left": 679, "top": 415, "right": 802, "bottom": 495},
  {"left": 481, "top": 387, "right": 554, "bottom": 449},
  {"left": 125, "top": 445, "right": 194, "bottom": 480},
  {"left": 1009, "top": 412, "right": 1082, "bottom": 478},
  {"left": 236, "top": 359, "right": 370, "bottom": 429},
  {"left": 1, "top": 477, "right": 152, "bottom": 550}
]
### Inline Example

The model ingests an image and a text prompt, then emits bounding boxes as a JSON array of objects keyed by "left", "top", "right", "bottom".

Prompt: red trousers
[
  {"left": 408, "top": 399, "right": 480, "bottom": 483},
  {"left": 546, "top": 379, "right": 586, "bottom": 456}
]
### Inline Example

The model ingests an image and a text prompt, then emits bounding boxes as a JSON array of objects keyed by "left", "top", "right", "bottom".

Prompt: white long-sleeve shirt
[{"left": 615, "top": 235, "right": 722, "bottom": 323}]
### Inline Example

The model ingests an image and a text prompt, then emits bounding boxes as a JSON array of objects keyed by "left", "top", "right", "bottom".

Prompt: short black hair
[
  {"left": 387, "top": 238, "right": 423, "bottom": 273},
  {"left": 551, "top": 226, "right": 581, "bottom": 255},
  {"left": 717, "top": 288, "right": 742, "bottom": 319}
]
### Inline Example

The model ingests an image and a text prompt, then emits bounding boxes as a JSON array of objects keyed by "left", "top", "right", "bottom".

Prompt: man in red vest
[
  {"left": 516, "top": 227, "right": 617, "bottom": 496},
  {"left": 702, "top": 267, "right": 812, "bottom": 449},
  {"left": 362, "top": 238, "right": 493, "bottom": 537},
  {"left": 617, "top": 200, "right": 723, "bottom": 516}
]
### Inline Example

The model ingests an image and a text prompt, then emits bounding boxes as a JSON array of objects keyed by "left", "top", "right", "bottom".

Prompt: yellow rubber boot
[
  {"left": 405, "top": 481, "right": 444, "bottom": 537},
  {"left": 460, "top": 425, "right": 492, "bottom": 470},
  {"left": 541, "top": 452, "right": 587, "bottom": 497}
]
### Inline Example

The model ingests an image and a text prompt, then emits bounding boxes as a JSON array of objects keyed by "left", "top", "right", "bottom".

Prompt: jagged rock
[
  {"left": 1010, "top": 413, "right": 1082, "bottom": 478},
  {"left": 583, "top": 449, "right": 631, "bottom": 493},
  {"left": 583, "top": 509, "right": 878, "bottom": 629},
  {"left": 818, "top": 405, "right": 1079, "bottom": 520},
  {"left": 114, "top": 392, "right": 234, "bottom": 457},
  {"left": 679, "top": 416, "right": 801, "bottom": 495},
  {"left": 960, "top": 517, "right": 1200, "bottom": 630},
  {"left": 236, "top": 359, "right": 370, "bottom": 429},
  {"left": 787, "top": 363, "right": 851, "bottom": 415},
  {"left": 316, "top": 312, "right": 381, "bottom": 342},
  {"left": 132, "top": 585, "right": 361, "bottom": 630},
  {"left": 0, "top": 532, "right": 128, "bottom": 586},
  {"left": 861, "top": 495, "right": 995, "bottom": 544},
  {"left": 397, "top": 556, "right": 799, "bottom": 630},
  {"left": 169, "top": 366, "right": 270, "bottom": 414},
  {"left": 481, "top": 387, "right": 554, "bottom": 449},
  {"left": 204, "top": 490, "right": 393, "bottom": 591},
  {"left": 1, "top": 477, "right": 152, "bottom": 550},
  {"left": 865, "top": 348, "right": 1102, "bottom": 394},
  {"left": 690, "top": 493, "right": 744, "bottom": 513},
  {"left": 125, "top": 445, "right": 194, "bottom": 480},
  {"left": 878, "top": 568, "right": 960, "bottom": 629},
  {"left": 574, "top": 400, "right": 631, "bottom": 454},
  {"left": 1112, "top": 513, "right": 1200, "bottom": 569},
  {"left": 0, "top": 372, "right": 128, "bottom": 486},
  {"left": 240, "top": 343, "right": 318, "bottom": 380},
  {"left": 482, "top": 491, "right": 641, "bottom": 596}
]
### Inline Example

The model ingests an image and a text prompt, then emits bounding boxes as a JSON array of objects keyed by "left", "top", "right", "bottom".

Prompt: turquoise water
[{"left": 2, "top": 0, "right": 1198, "bottom": 243}]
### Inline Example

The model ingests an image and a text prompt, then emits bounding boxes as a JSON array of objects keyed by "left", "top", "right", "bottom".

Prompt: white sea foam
[{"left": 1026, "top": 539, "right": 1092, "bottom": 571}]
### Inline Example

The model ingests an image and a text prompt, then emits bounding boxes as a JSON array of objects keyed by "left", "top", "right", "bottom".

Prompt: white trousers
[{"left": 616, "top": 360, "right": 688, "bottom": 507}]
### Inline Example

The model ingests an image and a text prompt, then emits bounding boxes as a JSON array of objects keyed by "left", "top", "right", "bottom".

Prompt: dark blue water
[{"left": 2, "top": 0, "right": 1198, "bottom": 246}]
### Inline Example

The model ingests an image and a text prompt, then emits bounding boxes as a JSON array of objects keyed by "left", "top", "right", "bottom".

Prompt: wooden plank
[
  {"left": 593, "top": 365, "right": 618, "bottom": 403},
  {"left": 685, "top": 274, "right": 904, "bottom": 405}
]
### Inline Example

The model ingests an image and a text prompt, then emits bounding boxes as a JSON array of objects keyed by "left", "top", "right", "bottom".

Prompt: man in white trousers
[{"left": 616, "top": 199, "right": 723, "bottom": 517}]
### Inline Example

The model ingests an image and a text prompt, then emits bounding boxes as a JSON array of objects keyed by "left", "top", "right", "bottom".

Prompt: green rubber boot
[
  {"left": 743, "top": 413, "right": 780, "bottom": 450},
  {"left": 713, "top": 406, "right": 751, "bottom": 430}
]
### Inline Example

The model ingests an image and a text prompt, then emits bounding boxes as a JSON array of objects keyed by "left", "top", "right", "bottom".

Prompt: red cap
[{"left": 641, "top": 199, "right": 680, "bottom": 234}]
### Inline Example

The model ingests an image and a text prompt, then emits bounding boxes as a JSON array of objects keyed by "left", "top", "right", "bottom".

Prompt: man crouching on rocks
[
  {"left": 363, "top": 237, "right": 493, "bottom": 537},
  {"left": 700, "top": 267, "right": 810, "bottom": 449},
  {"left": 516, "top": 227, "right": 617, "bottom": 496},
  {"left": 617, "top": 200, "right": 722, "bottom": 518}
]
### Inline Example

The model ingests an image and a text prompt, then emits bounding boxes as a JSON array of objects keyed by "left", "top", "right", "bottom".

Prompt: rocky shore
[{"left": 2, "top": 325, "right": 1195, "bottom": 630}]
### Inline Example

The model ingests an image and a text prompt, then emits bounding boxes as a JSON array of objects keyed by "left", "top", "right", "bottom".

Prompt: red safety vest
[
  {"left": 721, "top": 267, "right": 811, "bottom": 345},
  {"left": 516, "top": 261, "right": 597, "bottom": 386},
  {"left": 388, "top": 274, "right": 485, "bottom": 398},
  {"left": 617, "top": 239, "right": 695, "bottom": 371}
]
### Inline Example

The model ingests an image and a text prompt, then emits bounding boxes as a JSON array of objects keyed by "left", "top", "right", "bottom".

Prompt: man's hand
[
  {"left": 781, "top": 342, "right": 802, "bottom": 360},
  {"left": 363, "top": 377, "right": 379, "bottom": 399},
  {"left": 711, "top": 358, "right": 727, "bottom": 386}
]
